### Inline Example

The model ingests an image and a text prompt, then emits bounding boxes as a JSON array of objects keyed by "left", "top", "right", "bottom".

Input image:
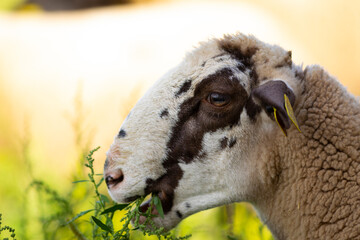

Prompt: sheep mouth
[
  {"left": 139, "top": 191, "right": 169, "bottom": 217},
  {"left": 139, "top": 198, "right": 158, "bottom": 215}
]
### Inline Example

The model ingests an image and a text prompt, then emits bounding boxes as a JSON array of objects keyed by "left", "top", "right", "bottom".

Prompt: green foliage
[
  {"left": 0, "top": 214, "right": 16, "bottom": 240},
  {"left": 77, "top": 146, "right": 191, "bottom": 240}
]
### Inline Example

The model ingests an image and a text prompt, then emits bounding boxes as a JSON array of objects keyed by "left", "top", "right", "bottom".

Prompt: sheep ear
[{"left": 251, "top": 80, "right": 301, "bottom": 136}]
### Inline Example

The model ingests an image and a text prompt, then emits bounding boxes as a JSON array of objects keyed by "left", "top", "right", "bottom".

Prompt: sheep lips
[{"left": 139, "top": 191, "right": 168, "bottom": 224}]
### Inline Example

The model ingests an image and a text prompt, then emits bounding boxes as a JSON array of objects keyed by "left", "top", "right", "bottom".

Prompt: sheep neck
[{"left": 255, "top": 66, "right": 360, "bottom": 240}]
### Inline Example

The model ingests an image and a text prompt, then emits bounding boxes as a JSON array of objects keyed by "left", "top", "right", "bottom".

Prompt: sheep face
[{"left": 104, "top": 34, "right": 302, "bottom": 229}]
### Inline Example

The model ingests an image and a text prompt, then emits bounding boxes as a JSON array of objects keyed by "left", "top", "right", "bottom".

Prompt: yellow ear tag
[
  {"left": 284, "top": 94, "right": 301, "bottom": 133},
  {"left": 273, "top": 107, "right": 287, "bottom": 136}
]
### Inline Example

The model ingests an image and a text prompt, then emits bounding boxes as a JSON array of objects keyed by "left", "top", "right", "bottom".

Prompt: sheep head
[{"left": 104, "top": 33, "right": 304, "bottom": 230}]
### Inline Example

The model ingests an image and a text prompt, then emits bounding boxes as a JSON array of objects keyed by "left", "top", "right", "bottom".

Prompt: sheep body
[{"left": 261, "top": 66, "right": 360, "bottom": 239}]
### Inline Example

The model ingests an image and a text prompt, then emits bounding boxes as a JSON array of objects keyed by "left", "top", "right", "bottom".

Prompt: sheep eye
[{"left": 206, "top": 92, "right": 230, "bottom": 107}]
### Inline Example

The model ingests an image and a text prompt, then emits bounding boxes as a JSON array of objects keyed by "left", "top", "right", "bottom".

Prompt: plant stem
[{"left": 68, "top": 222, "right": 89, "bottom": 240}]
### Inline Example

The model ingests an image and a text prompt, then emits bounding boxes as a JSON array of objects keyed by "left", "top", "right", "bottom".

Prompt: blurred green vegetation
[
  {"left": 0, "top": 82, "right": 274, "bottom": 239},
  {"left": 0, "top": 0, "right": 24, "bottom": 11}
]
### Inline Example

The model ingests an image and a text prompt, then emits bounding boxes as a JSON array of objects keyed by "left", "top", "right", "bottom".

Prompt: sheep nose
[{"left": 105, "top": 169, "right": 124, "bottom": 188}]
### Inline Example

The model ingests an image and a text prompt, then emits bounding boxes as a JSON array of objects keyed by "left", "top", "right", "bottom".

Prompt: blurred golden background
[{"left": 0, "top": 0, "right": 359, "bottom": 239}]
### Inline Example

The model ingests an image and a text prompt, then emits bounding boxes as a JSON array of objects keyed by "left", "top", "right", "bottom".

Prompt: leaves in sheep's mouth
[{"left": 140, "top": 192, "right": 166, "bottom": 219}]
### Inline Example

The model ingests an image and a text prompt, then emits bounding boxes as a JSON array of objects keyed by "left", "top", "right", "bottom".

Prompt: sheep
[{"left": 104, "top": 33, "right": 360, "bottom": 240}]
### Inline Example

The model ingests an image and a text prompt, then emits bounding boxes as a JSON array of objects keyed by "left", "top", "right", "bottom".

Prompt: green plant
[
  {"left": 0, "top": 213, "right": 16, "bottom": 240},
  {"left": 69, "top": 146, "right": 191, "bottom": 240}
]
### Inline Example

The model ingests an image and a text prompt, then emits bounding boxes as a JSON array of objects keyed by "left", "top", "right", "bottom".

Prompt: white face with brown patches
[{"left": 104, "top": 34, "right": 302, "bottom": 230}]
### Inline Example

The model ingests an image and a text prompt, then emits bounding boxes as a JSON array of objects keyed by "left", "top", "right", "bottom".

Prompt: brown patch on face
[
  {"left": 220, "top": 137, "right": 229, "bottom": 149},
  {"left": 175, "top": 80, "right": 192, "bottom": 97},
  {"left": 219, "top": 44, "right": 257, "bottom": 68},
  {"left": 160, "top": 108, "right": 169, "bottom": 118},
  {"left": 236, "top": 63, "right": 246, "bottom": 72},
  {"left": 245, "top": 97, "right": 262, "bottom": 122},
  {"left": 219, "top": 42, "right": 259, "bottom": 87},
  {"left": 145, "top": 67, "right": 249, "bottom": 213},
  {"left": 229, "top": 138, "right": 237, "bottom": 148},
  {"left": 167, "top": 68, "right": 248, "bottom": 164},
  {"left": 274, "top": 51, "right": 292, "bottom": 68},
  {"left": 144, "top": 163, "right": 183, "bottom": 213}
]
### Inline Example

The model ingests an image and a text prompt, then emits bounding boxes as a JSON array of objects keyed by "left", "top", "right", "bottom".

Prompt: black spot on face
[
  {"left": 176, "top": 210, "right": 183, "bottom": 218},
  {"left": 219, "top": 42, "right": 259, "bottom": 86},
  {"left": 118, "top": 129, "right": 126, "bottom": 138},
  {"left": 245, "top": 97, "right": 262, "bottom": 122},
  {"left": 175, "top": 80, "right": 192, "bottom": 97},
  {"left": 220, "top": 137, "right": 228, "bottom": 149},
  {"left": 160, "top": 109, "right": 169, "bottom": 118},
  {"left": 185, "top": 202, "right": 191, "bottom": 208},
  {"left": 220, "top": 45, "right": 257, "bottom": 68},
  {"left": 237, "top": 63, "right": 246, "bottom": 72},
  {"left": 229, "top": 138, "right": 237, "bottom": 148}
]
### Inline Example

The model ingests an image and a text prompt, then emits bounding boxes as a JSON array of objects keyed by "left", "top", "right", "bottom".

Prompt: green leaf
[
  {"left": 101, "top": 204, "right": 129, "bottom": 215},
  {"left": 152, "top": 195, "right": 164, "bottom": 219},
  {"left": 227, "top": 235, "right": 238, "bottom": 240},
  {"left": 92, "top": 216, "right": 112, "bottom": 233},
  {"left": 96, "top": 177, "right": 104, "bottom": 188},
  {"left": 72, "top": 180, "right": 89, "bottom": 183},
  {"left": 100, "top": 194, "right": 110, "bottom": 204},
  {"left": 65, "top": 209, "right": 94, "bottom": 225}
]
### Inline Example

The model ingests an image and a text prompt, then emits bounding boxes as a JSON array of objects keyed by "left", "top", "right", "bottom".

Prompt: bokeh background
[{"left": 0, "top": 0, "right": 359, "bottom": 239}]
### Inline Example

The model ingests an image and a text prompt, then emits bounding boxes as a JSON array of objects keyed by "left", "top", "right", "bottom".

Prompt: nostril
[{"left": 105, "top": 169, "right": 124, "bottom": 188}]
